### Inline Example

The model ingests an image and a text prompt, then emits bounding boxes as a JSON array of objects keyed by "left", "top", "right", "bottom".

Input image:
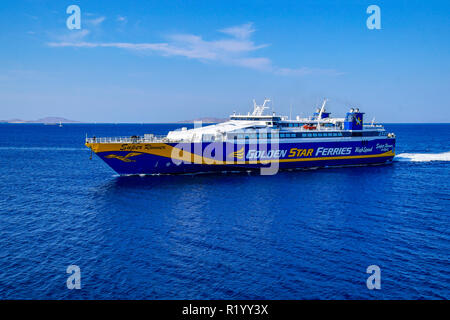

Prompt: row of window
[
  {"left": 233, "top": 132, "right": 344, "bottom": 139},
  {"left": 280, "top": 123, "right": 302, "bottom": 127},
  {"left": 232, "top": 130, "right": 387, "bottom": 139},
  {"left": 301, "top": 132, "right": 343, "bottom": 137},
  {"left": 278, "top": 123, "right": 335, "bottom": 128}
]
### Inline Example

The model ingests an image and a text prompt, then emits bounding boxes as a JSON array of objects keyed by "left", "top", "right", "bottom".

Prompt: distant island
[
  {"left": 0, "top": 116, "right": 228, "bottom": 124},
  {"left": 177, "top": 117, "right": 227, "bottom": 123},
  {"left": 0, "top": 117, "right": 79, "bottom": 124}
]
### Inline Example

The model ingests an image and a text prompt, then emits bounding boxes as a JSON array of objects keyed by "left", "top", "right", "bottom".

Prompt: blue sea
[{"left": 0, "top": 123, "right": 448, "bottom": 299}]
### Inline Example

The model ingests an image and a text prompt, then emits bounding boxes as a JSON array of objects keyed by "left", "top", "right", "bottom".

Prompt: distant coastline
[
  {"left": 0, "top": 116, "right": 228, "bottom": 124},
  {"left": 0, "top": 117, "right": 79, "bottom": 124},
  {"left": 177, "top": 117, "right": 227, "bottom": 123}
]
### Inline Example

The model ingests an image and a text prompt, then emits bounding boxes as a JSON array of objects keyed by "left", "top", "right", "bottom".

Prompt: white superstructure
[{"left": 166, "top": 99, "right": 389, "bottom": 143}]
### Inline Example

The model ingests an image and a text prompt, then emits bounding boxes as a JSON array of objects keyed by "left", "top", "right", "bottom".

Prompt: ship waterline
[{"left": 86, "top": 141, "right": 395, "bottom": 175}]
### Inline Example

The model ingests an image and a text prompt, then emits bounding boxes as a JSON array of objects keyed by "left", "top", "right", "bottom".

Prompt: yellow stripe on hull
[{"left": 86, "top": 142, "right": 395, "bottom": 166}]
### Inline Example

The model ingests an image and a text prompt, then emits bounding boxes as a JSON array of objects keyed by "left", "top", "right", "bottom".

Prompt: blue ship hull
[{"left": 88, "top": 138, "right": 396, "bottom": 175}]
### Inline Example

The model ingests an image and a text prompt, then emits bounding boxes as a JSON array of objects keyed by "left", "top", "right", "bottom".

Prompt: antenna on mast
[{"left": 317, "top": 98, "right": 328, "bottom": 129}]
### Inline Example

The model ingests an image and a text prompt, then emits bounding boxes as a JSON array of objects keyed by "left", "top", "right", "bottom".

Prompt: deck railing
[
  {"left": 86, "top": 135, "right": 168, "bottom": 144},
  {"left": 363, "top": 124, "right": 384, "bottom": 128}
]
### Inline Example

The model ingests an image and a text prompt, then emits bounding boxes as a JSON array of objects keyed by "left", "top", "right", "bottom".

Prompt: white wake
[{"left": 395, "top": 151, "right": 450, "bottom": 162}]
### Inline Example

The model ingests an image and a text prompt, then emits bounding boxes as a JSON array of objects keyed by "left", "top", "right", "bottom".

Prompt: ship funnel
[{"left": 344, "top": 108, "right": 364, "bottom": 130}]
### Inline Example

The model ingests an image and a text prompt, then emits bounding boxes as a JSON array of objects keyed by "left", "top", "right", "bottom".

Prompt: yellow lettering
[{"left": 288, "top": 148, "right": 297, "bottom": 157}]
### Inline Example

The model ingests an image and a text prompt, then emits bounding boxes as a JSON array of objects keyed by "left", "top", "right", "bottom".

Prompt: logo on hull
[
  {"left": 230, "top": 147, "right": 245, "bottom": 159},
  {"left": 375, "top": 143, "right": 394, "bottom": 152},
  {"left": 105, "top": 152, "right": 142, "bottom": 162}
]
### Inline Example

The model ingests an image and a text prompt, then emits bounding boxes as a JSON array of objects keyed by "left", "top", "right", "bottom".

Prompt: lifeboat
[{"left": 303, "top": 124, "right": 317, "bottom": 130}]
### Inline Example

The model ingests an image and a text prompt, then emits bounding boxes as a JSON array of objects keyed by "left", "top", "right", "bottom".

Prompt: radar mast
[{"left": 252, "top": 98, "right": 271, "bottom": 116}]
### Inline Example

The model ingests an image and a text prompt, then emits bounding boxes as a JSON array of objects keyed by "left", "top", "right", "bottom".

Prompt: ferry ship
[{"left": 85, "top": 99, "right": 396, "bottom": 175}]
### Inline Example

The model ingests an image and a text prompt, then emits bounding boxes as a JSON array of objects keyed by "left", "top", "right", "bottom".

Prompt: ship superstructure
[{"left": 86, "top": 99, "right": 396, "bottom": 175}]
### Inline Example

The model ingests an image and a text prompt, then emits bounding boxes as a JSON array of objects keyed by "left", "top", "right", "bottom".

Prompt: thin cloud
[
  {"left": 232, "top": 57, "right": 272, "bottom": 71},
  {"left": 219, "top": 22, "right": 255, "bottom": 39},
  {"left": 85, "top": 16, "right": 106, "bottom": 26},
  {"left": 47, "top": 22, "right": 342, "bottom": 76},
  {"left": 53, "top": 29, "right": 90, "bottom": 42},
  {"left": 275, "top": 67, "right": 345, "bottom": 76}
]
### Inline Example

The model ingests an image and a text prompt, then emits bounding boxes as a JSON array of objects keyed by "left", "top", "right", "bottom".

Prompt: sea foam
[{"left": 395, "top": 151, "right": 450, "bottom": 162}]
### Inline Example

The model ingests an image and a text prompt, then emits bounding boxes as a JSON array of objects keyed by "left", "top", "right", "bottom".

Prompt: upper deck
[{"left": 86, "top": 99, "right": 395, "bottom": 144}]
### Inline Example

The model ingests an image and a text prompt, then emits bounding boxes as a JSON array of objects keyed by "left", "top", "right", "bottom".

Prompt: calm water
[{"left": 0, "top": 123, "right": 449, "bottom": 299}]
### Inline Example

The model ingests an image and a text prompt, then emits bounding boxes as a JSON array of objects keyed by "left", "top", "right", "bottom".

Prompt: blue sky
[{"left": 0, "top": 0, "right": 449, "bottom": 122}]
